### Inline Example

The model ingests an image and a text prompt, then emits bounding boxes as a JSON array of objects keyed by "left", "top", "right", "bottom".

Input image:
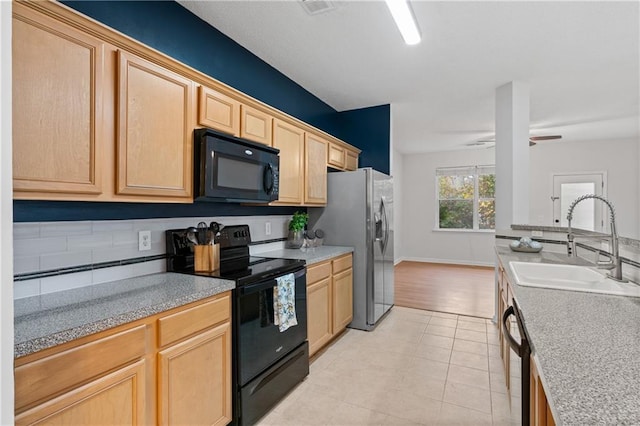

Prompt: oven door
[{"left": 236, "top": 267, "right": 307, "bottom": 386}]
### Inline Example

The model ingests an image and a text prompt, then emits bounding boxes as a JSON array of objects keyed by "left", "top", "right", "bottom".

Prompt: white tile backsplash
[
  {"left": 91, "top": 221, "right": 134, "bottom": 233},
  {"left": 40, "top": 251, "right": 92, "bottom": 271},
  {"left": 14, "top": 237, "right": 67, "bottom": 257},
  {"left": 40, "top": 221, "right": 92, "bottom": 237},
  {"left": 13, "top": 255, "right": 40, "bottom": 275},
  {"left": 14, "top": 279, "right": 41, "bottom": 299},
  {"left": 13, "top": 223, "right": 40, "bottom": 240},
  {"left": 67, "top": 233, "right": 113, "bottom": 250},
  {"left": 111, "top": 230, "right": 138, "bottom": 246},
  {"left": 13, "top": 215, "right": 292, "bottom": 298},
  {"left": 40, "top": 271, "right": 93, "bottom": 295},
  {"left": 92, "top": 264, "right": 137, "bottom": 285}
]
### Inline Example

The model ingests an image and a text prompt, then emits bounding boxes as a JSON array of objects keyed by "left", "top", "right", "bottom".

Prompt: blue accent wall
[
  {"left": 338, "top": 105, "right": 391, "bottom": 175},
  {"left": 14, "top": 1, "right": 391, "bottom": 222}
]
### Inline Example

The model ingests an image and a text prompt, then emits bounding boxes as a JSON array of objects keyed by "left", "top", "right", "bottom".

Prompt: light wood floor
[{"left": 394, "top": 261, "right": 495, "bottom": 319}]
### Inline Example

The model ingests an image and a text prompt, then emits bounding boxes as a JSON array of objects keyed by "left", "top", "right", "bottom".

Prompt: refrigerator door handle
[
  {"left": 381, "top": 198, "right": 389, "bottom": 254},
  {"left": 374, "top": 211, "right": 383, "bottom": 242}
]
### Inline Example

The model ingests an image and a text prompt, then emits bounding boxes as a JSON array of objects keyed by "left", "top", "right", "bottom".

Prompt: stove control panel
[{"left": 218, "top": 225, "right": 252, "bottom": 248}]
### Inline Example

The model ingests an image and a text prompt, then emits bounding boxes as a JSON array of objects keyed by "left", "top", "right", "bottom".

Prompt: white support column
[
  {"left": 0, "top": 1, "right": 15, "bottom": 422},
  {"left": 493, "top": 81, "right": 530, "bottom": 323},
  {"left": 495, "top": 81, "right": 530, "bottom": 229}
]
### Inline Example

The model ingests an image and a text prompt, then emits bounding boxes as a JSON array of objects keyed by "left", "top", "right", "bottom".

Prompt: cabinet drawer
[
  {"left": 158, "top": 292, "right": 231, "bottom": 347},
  {"left": 15, "top": 325, "right": 147, "bottom": 412},
  {"left": 307, "top": 261, "right": 331, "bottom": 285},
  {"left": 332, "top": 254, "right": 353, "bottom": 274}
]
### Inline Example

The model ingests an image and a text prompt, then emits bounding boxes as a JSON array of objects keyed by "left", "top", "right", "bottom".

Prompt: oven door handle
[{"left": 238, "top": 268, "right": 306, "bottom": 296}]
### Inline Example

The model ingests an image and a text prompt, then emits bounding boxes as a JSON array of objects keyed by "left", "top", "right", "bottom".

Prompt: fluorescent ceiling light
[{"left": 385, "top": 0, "right": 421, "bottom": 45}]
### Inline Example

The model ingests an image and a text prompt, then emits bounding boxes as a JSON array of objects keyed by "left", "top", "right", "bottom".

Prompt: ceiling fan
[
  {"left": 468, "top": 134, "right": 562, "bottom": 147},
  {"left": 528, "top": 134, "right": 562, "bottom": 146}
]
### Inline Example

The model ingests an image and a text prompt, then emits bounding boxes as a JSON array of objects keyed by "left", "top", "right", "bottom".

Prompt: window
[{"left": 436, "top": 165, "right": 495, "bottom": 230}]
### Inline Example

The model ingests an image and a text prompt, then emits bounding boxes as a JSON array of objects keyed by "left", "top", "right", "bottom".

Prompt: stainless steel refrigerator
[{"left": 309, "top": 168, "right": 394, "bottom": 331}]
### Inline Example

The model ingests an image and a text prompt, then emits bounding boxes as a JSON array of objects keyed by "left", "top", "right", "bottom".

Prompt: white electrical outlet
[
  {"left": 531, "top": 230, "right": 543, "bottom": 237},
  {"left": 265, "top": 222, "right": 271, "bottom": 236},
  {"left": 138, "top": 230, "right": 151, "bottom": 251}
]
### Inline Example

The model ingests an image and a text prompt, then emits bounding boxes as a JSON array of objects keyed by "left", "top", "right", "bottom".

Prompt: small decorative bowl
[{"left": 510, "top": 245, "right": 542, "bottom": 253}]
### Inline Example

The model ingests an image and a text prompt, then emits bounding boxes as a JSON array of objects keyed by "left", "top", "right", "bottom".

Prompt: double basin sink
[{"left": 509, "top": 261, "right": 640, "bottom": 297}]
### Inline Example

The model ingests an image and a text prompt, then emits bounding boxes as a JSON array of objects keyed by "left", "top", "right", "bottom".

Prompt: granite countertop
[
  {"left": 258, "top": 245, "right": 354, "bottom": 265},
  {"left": 496, "top": 244, "right": 640, "bottom": 425},
  {"left": 14, "top": 272, "right": 235, "bottom": 359}
]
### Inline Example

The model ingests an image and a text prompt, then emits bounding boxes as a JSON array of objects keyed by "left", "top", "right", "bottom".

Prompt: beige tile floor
[{"left": 257, "top": 306, "right": 521, "bottom": 426}]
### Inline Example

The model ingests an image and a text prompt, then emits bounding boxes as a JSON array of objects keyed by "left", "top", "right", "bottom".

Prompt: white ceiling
[{"left": 177, "top": 0, "right": 640, "bottom": 154}]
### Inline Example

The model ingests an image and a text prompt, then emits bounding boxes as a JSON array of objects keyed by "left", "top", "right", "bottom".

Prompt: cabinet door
[
  {"left": 307, "top": 277, "right": 332, "bottom": 357},
  {"left": 12, "top": 5, "right": 104, "bottom": 196},
  {"left": 304, "top": 134, "right": 328, "bottom": 205},
  {"left": 327, "top": 143, "right": 346, "bottom": 169},
  {"left": 117, "top": 50, "right": 193, "bottom": 199},
  {"left": 158, "top": 322, "right": 232, "bottom": 426},
  {"left": 272, "top": 119, "right": 304, "bottom": 204},
  {"left": 198, "top": 85, "right": 240, "bottom": 136},
  {"left": 346, "top": 150, "right": 359, "bottom": 171},
  {"left": 332, "top": 268, "right": 354, "bottom": 333},
  {"left": 530, "top": 356, "right": 556, "bottom": 426},
  {"left": 240, "top": 105, "right": 273, "bottom": 146},
  {"left": 15, "top": 360, "right": 146, "bottom": 426}
]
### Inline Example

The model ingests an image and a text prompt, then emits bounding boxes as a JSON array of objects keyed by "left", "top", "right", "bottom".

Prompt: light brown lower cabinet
[
  {"left": 14, "top": 291, "right": 232, "bottom": 426},
  {"left": 16, "top": 360, "right": 146, "bottom": 426},
  {"left": 530, "top": 356, "right": 556, "bottom": 426},
  {"left": 158, "top": 322, "right": 231, "bottom": 426},
  {"left": 306, "top": 253, "right": 353, "bottom": 357}
]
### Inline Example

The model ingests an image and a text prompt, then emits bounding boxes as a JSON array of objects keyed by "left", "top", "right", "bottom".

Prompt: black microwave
[{"left": 194, "top": 128, "right": 279, "bottom": 203}]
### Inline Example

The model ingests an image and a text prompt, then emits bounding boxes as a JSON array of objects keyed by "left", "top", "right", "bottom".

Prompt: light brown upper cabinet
[
  {"left": 116, "top": 50, "right": 194, "bottom": 199},
  {"left": 304, "top": 134, "right": 328, "bottom": 205},
  {"left": 12, "top": 1, "right": 362, "bottom": 204},
  {"left": 328, "top": 142, "right": 360, "bottom": 172},
  {"left": 197, "top": 85, "right": 240, "bottom": 136},
  {"left": 272, "top": 119, "right": 304, "bottom": 204},
  {"left": 12, "top": 3, "right": 105, "bottom": 197},
  {"left": 327, "top": 143, "right": 346, "bottom": 169},
  {"left": 240, "top": 104, "right": 273, "bottom": 146},
  {"left": 346, "top": 150, "right": 358, "bottom": 171}
]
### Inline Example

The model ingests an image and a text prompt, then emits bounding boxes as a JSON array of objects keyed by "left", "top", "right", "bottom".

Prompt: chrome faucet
[{"left": 566, "top": 194, "right": 627, "bottom": 282}]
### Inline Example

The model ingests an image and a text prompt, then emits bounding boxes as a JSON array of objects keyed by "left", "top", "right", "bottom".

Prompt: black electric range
[{"left": 166, "top": 225, "right": 309, "bottom": 425}]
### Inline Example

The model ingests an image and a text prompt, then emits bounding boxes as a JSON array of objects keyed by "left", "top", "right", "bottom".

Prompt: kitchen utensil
[
  {"left": 186, "top": 227, "right": 199, "bottom": 245},
  {"left": 209, "top": 221, "right": 220, "bottom": 234},
  {"left": 197, "top": 222, "right": 208, "bottom": 244},
  {"left": 209, "top": 222, "right": 221, "bottom": 243}
]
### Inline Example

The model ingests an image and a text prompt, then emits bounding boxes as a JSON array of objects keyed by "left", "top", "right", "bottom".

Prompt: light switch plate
[{"left": 265, "top": 222, "right": 271, "bottom": 236}]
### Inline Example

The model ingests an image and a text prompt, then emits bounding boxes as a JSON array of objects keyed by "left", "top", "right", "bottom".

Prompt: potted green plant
[{"left": 287, "top": 211, "right": 308, "bottom": 248}]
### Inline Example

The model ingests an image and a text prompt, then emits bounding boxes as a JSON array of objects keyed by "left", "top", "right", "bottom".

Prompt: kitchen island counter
[
  {"left": 496, "top": 244, "right": 640, "bottom": 425},
  {"left": 14, "top": 272, "right": 234, "bottom": 358}
]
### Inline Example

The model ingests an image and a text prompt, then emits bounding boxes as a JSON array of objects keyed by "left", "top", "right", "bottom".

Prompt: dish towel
[{"left": 273, "top": 273, "right": 298, "bottom": 332}]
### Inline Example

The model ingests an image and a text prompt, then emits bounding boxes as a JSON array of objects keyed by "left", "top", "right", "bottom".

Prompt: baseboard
[
  {"left": 393, "top": 257, "right": 406, "bottom": 266},
  {"left": 398, "top": 257, "right": 495, "bottom": 268}
]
